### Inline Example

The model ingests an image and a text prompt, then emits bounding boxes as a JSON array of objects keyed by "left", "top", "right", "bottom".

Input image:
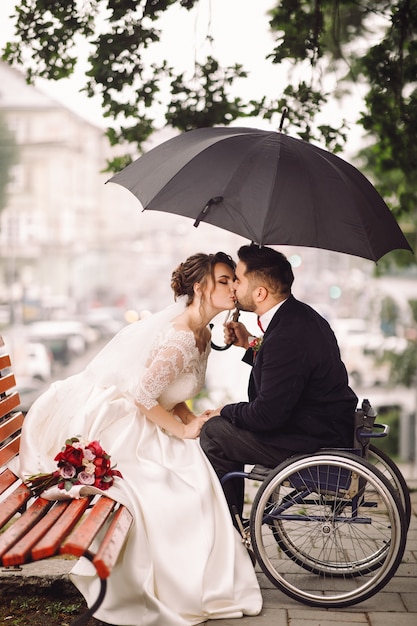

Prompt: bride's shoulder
[
  {"left": 169, "top": 321, "right": 194, "bottom": 338},
  {"left": 158, "top": 321, "right": 193, "bottom": 343},
  {"left": 153, "top": 324, "right": 195, "bottom": 357}
]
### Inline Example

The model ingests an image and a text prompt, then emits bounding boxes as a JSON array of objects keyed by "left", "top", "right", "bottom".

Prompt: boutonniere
[{"left": 249, "top": 336, "right": 263, "bottom": 352}]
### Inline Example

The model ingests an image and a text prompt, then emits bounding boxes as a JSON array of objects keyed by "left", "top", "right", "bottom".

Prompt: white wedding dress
[{"left": 16, "top": 307, "right": 262, "bottom": 626}]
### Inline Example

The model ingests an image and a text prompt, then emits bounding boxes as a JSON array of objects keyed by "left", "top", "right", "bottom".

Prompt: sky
[
  {"left": 0, "top": 0, "right": 278, "bottom": 127},
  {"left": 0, "top": 0, "right": 365, "bottom": 156}
]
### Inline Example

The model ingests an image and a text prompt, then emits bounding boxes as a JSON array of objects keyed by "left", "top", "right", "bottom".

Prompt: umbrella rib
[
  {"left": 314, "top": 150, "right": 379, "bottom": 260},
  {"left": 223, "top": 201, "right": 264, "bottom": 244}
]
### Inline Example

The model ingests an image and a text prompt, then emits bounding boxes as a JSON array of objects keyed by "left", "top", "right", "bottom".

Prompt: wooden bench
[{"left": 0, "top": 336, "right": 133, "bottom": 626}]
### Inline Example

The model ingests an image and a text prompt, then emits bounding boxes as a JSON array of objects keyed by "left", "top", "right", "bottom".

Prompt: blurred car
[
  {"left": 0, "top": 304, "right": 11, "bottom": 327},
  {"left": 15, "top": 376, "right": 47, "bottom": 414},
  {"left": 82, "top": 307, "right": 126, "bottom": 338},
  {"left": 27, "top": 320, "right": 98, "bottom": 365},
  {"left": 21, "top": 341, "right": 53, "bottom": 381},
  {"left": 0, "top": 337, "right": 52, "bottom": 382}
]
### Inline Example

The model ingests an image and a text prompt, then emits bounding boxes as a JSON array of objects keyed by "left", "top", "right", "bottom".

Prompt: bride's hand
[
  {"left": 181, "top": 415, "right": 207, "bottom": 440},
  {"left": 179, "top": 408, "right": 222, "bottom": 439}
]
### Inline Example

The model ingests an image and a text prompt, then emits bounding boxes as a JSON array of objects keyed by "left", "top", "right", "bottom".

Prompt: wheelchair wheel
[
  {"left": 250, "top": 451, "right": 407, "bottom": 608},
  {"left": 368, "top": 444, "right": 411, "bottom": 530}
]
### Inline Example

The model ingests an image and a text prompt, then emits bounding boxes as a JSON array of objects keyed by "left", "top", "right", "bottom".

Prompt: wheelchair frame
[{"left": 221, "top": 399, "right": 409, "bottom": 608}]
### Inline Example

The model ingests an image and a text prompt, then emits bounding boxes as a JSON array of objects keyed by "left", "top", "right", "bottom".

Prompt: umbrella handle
[
  {"left": 210, "top": 309, "right": 240, "bottom": 351},
  {"left": 209, "top": 327, "right": 233, "bottom": 351},
  {"left": 210, "top": 324, "right": 233, "bottom": 352}
]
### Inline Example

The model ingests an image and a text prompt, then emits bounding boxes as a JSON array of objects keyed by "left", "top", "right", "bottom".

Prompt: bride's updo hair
[{"left": 171, "top": 252, "right": 235, "bottom": 305}]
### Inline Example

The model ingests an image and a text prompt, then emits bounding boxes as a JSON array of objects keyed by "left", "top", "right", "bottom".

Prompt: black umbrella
[{"left": 107, "top": 126, "right": 413, "bottom": 262}]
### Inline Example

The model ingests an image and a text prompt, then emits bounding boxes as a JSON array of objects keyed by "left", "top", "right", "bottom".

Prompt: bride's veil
[
  {"left": 84, "top": 297, "right": 187, "bottom": 397},
  {"left": 15, "top": 297, "right": 188, "bottom": 480}
]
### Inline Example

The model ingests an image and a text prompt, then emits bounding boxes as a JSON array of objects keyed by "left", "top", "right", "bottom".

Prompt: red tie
[{"left": 257, "top": 316, "right": 265, "bottom": 333}]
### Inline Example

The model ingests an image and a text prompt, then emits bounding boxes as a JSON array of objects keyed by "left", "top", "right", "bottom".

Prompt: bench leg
[
  {"left": 70, "top": 552, "right": 108, "bottom": 626},
  {"left": 70, "top": 578, "right": 106, "bottom": 626}
]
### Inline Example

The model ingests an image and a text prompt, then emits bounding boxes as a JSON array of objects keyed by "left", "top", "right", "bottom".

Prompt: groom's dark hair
[{"left": 238, "top": 244, "right": 294, "bottom": 296}]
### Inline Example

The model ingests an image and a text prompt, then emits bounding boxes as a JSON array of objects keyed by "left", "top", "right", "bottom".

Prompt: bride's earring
[{"left": 194, "top": 283, "right": 203, "bottom": 306}]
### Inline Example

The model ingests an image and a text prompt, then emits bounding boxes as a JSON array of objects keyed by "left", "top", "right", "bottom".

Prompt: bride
[{"left": 16, "top": 251, "right": 262, "bottom": 626}]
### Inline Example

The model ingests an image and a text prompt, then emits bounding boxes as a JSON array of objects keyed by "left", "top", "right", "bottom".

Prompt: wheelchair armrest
[{"left": 357, "top": 422, "right": 389, "bottom": 441}]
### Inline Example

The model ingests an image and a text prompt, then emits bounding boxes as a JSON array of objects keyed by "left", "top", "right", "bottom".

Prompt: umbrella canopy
[{"left": 107, "top": 126, "right": 413, "bottom": 262}]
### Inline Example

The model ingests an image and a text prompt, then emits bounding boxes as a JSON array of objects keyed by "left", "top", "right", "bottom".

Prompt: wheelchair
[{"left": 221, "top": 399, "right": 410, "bottom": 608}]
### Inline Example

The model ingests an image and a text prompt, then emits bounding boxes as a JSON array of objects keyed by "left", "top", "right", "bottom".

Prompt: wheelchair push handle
[{"left": 362, "top": 398, "right": 377, "bottom": 419}]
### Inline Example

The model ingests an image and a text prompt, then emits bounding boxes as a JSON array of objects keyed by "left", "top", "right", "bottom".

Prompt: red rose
[
  {"left": 55, "top": 444, "right": 84, "bottom": 468},
  {"left": 93, "top": 456, "right": 111, "bottom": 477},
  {"left": 94, "top": 477, "right": 111, "bottom": 490},
  {"left": 87, "top": 440, "right": 106, "bottom": 457}
]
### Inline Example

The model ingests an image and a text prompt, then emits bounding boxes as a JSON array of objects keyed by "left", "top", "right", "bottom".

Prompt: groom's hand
[
  {"left": 224, "top": 321, "right": 251, "bottom": 349},
  {"left": 201, "top": 408, "right": 222, "bottom": 420}
]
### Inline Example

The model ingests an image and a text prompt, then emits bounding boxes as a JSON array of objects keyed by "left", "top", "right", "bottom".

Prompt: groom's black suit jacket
[{"left": 221, "top": 295, "right": 358, "bottom": 453}]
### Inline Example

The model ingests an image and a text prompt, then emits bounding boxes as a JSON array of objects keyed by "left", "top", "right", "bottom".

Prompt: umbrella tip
[{"left": 279, "top": 108, "right": 288, "bottom": 132}]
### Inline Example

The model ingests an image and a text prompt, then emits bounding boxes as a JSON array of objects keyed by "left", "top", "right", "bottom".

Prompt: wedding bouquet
[{"left": 25, "top": 436, "right": 123, "bottom": 498}]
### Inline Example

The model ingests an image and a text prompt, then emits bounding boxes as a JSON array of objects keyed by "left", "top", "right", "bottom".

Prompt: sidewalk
[{"left": 1, "top": 480, "right": 416, "bottom": 626}]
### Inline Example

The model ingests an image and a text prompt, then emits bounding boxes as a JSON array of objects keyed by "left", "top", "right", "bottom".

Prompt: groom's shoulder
[{"left": 275, "top": 295, "right": 322, "bottom": 323}]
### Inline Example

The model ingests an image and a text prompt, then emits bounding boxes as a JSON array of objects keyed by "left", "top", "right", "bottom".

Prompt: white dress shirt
[{"left": 258, "top": 298, "right": 288, "bottom": 333}]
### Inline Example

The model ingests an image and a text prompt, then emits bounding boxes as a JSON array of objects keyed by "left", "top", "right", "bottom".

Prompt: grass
[{"left": 0, "top": 582, "right": 105, "bottom": 625}]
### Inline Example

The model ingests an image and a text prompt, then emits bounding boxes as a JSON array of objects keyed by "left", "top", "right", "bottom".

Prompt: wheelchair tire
[
  {"left": 250, "top": 450, "right": 407, "bottom": 608},
  {"left": 368, "top": 444, "right": 411, "bottom": 530}
]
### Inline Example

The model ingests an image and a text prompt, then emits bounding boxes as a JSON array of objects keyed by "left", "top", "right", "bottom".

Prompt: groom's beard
[{"left": 234, "top": 295, "right": 256, "bottom": 313}]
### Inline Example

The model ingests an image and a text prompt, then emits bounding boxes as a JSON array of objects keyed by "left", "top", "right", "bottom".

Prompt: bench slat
[
  {"left": 31, "top": 497, "right": 92, "bottom": 560},
  {"left": 0, "top": 393, "right": 21, "bottom": 418},
  {"left": 0, "top": 496, "right": 53, "bottom": 559},
  {"left": 2, "top": 500, "right": 69, "bottom": 566},
  {"left": 60, "top": 496, "right": 116, "bottom": 558},
  {"left": 93, "top": 505, "right": 134, "bottom": 579},
  {"left": 0, "top": 411, "right": 24, "bottom": 441},
  {"left": 0, "top": 372, "right": 16, "bottom": 396},
  {"left": 0, "top": 353, "right": 11, "bottom": 370},
  {"left": 0, "top": 467, "right": 19, "bottom": 495},
  {"left": 0, "top": 482, "right": 31, "bottom": 526},
  {"left": 0, "top": 437, "right": 21, "bottom": 467}
]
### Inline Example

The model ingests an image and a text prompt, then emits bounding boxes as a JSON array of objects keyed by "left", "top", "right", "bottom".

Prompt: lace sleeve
[{"left": 134, "top": 330, "right": 193, "bottom": 411}]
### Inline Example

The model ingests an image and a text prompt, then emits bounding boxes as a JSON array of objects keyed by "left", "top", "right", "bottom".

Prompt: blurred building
[
  {"left": 0, "top": 61, "right": 248, "bottom": 321},
  {"left": 0, "top": 62, "right": 122, "bottom": 318}
]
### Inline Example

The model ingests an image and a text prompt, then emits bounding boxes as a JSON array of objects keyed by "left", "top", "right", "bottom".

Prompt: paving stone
[{"left": 367, "top": 614, "right": 417, "bottom": 626}]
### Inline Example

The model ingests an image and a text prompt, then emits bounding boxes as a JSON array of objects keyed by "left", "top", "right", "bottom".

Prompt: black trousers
[{"left": 200, "top": 416, "right": 293, "bottom": 520}]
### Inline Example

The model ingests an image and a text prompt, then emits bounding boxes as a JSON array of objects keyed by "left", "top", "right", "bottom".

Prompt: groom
[{"left": 200, "top": 244, "right": 358, "bottom": 521}]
